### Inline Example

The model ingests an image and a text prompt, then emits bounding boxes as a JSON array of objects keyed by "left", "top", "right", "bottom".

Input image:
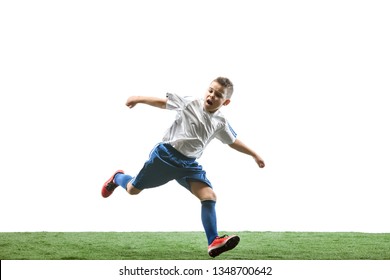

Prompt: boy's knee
[
  {"left": 211, "top": 191, "right": 217, "bottom": 201},
  {"left": 127, "top": 184, "right": 142, "bottom": 195},
  {"left": 202, "top": 192, "right": 217, "bottom": 202},
  {"left": 201, "top": 189, "right": 217, "bottom": 201},
  {"left": 190, "top": 182, "right": 217, "bottom": 201}
]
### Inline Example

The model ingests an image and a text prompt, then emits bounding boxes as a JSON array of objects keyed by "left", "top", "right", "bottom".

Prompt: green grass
[{"left": 1, "top": 232, "right": 389, "bottom": 260}]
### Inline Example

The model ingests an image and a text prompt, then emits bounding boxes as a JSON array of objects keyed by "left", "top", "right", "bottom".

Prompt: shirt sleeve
[
  {"left": 216, "top": 121, "right": 237, "bottom": 145},
  {"left": 165, "top": 92, "right": 193, "bottom": 110}
]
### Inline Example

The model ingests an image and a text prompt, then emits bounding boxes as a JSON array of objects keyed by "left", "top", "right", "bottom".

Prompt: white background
[{"left": 1, "top": 0, "right": 389, "bottom": 233}]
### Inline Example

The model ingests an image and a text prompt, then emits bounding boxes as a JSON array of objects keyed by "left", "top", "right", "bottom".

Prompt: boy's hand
[
  {"left": 254, "top": 155, "right": 265, "bottom": 168},
  {"left": 126, "top": 96, "right": 140, "bottom": 108}
]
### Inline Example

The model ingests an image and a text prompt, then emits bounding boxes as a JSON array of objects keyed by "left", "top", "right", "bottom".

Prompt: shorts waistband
[{"left": 160, "top": 143, "right": 195, "bottom": 162}]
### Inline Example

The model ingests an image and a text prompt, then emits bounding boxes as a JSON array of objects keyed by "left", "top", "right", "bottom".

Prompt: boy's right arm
[{"left": 126, "top": 96, "right": 167, "bottom": 109}]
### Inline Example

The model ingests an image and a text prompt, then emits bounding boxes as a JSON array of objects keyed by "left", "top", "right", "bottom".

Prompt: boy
[{"left": 101, "top": 77, "right": 265, "bottom": 257}]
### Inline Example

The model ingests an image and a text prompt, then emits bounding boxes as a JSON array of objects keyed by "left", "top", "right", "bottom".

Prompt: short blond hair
[{"left": 213, "top": 77, "right": 234, "bottom": 98}]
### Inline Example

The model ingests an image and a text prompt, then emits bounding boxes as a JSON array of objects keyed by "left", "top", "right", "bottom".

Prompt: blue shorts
[{"left": 131, "top": 143, "right": 212, "bottom": 191}]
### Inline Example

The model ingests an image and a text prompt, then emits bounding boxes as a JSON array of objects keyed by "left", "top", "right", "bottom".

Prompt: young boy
[{"left": 101, "top": 77, "right": 265, "bottom": 257}]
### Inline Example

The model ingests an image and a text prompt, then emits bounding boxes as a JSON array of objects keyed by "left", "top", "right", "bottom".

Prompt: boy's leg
[
  {"left": 114, "top": 173, "right": 132, "bottom": 190},
  {"left": 101, "top": 171, "right": 142, "bottom": 197},
  {"left": 114, "top": 173, "right": 142, "bottom": 195},
  {"left": 189, "top": 181, "right": 240, "bottom": 257},
  {"left": 126, "top": 183, "right": 142, "bottom": 195},
  {"left": 189, "top": 181, "right": 218, "bottom": 243}
]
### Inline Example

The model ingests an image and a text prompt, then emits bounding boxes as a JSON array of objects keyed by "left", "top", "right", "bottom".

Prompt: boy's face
[{"left": 204, "top": 81, "right": 231, "bottom": 113}]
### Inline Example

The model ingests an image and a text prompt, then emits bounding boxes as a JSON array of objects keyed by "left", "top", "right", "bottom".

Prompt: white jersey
[{"left": 162, "top": 93, "right": 237, "bottom": 158}]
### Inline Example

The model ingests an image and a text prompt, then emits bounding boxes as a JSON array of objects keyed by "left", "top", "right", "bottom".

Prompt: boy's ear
[{"left": 223, "top": 99, "right": 231, "bottom": 106}]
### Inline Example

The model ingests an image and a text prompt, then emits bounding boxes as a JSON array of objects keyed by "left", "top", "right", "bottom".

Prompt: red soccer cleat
[
  {"left": 208, "top": 235, "right": 240, "bottom": 257},
  {"left": 101, "top": 170, "right": 124, "bottom": 198}
]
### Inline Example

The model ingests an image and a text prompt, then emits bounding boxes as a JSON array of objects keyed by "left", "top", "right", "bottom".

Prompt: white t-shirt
[{"left": 162, "top": 93, "right": 237, "bottom": 158}]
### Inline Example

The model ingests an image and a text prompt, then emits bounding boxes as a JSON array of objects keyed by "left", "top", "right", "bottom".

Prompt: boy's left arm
[{"left": 228, "top": 139, "right": 265, "bottom": 168}]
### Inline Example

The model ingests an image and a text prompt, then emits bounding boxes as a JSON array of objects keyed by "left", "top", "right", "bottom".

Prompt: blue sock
[
  {"left": 201, "top": 200, "right": 218, "bottom": 245},
  {"left": 114, "top": 173, "right": 133, "bottom": 190}
]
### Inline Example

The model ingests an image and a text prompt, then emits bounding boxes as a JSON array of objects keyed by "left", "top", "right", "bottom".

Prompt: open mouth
[{"left": 206, "top": 99, "right": 213, "bottom": 106}]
